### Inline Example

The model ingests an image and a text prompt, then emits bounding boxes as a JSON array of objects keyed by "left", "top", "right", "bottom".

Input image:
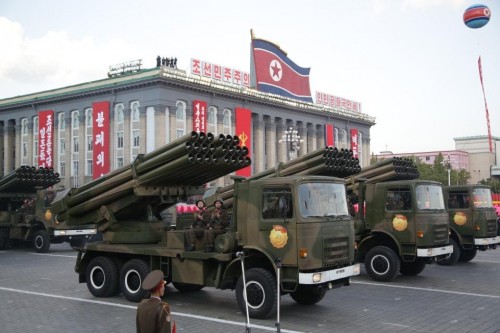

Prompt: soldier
[
  {"left": 205, "top": 199, "right": 229, "bottom": 252},
  {"left": 185, "top": 199, "right": 210, "bottom": 251},
  {"left": 136, "top": 270, "right": 175, "bottom": 333}
]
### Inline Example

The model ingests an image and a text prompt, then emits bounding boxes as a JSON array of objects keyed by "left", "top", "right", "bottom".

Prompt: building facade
[{"left": 0, "top": 65, "right": 375, "bottom": 190}]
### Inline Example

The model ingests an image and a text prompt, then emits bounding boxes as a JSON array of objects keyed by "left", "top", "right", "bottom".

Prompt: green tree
[{"left": 480, "top": 178, "right": 500, "bottom": 193}]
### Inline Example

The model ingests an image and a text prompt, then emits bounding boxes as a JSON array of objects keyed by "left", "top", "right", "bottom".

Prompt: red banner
[
  {"left": 92, "top": 101, "right": 110, "bottom": 179},
  {"left": 38, "top": 110, "right": 54, "bottom": 168},
  {"left": 235, "top": 108, "right": 252, "bottom": 177},
  {"left": 192, "top": 100, "right": 207, "bottom": 133},
  {"left": 325, "top": 123, "right": 334, "bottom": 147},
  {"left": 350, "top": 128, "right": 359, "bottom": 158}
]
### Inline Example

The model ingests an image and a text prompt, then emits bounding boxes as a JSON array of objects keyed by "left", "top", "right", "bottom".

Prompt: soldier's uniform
[
  {"left": 205, "top": 199, "right": 229, "bottom": 252},
  {"left": 136, "top": 270, "right": 175, "bottom": 333},
  {"left": 185, "top": 200, "right": 211, "bottom": 251}
]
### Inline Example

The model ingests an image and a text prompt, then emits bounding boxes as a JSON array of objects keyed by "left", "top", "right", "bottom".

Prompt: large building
[{"left": 0, "top": 62, "right": 375, "bottom": 190}]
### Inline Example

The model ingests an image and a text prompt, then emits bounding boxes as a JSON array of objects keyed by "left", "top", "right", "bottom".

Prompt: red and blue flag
[{"left": 251, "top": 38, "right": 313, "bottom": 103}]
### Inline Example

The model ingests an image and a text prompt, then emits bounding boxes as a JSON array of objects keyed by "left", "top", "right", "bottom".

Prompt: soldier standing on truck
[
  {"left": 136, "top": 270, "right": 175, "bottom": 333},
  {"left": 185, "top": 199, "right": 210, "bottom": 251},
  {"left": 205, "top": 198, "right": 229, "bottom": 252}
]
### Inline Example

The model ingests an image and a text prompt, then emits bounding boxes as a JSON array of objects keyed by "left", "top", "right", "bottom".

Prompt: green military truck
[
  {"left": 438, "top": 184, "right": 499, "bottom": 265},
  {"left": 0, "top": 166, "right": 97, "bottom": 252},
  {"left": 51, "top": 133, "right": 360, "bottom": 319},
  {"left": 348, "top": 158, "right": 452, "bottom": 282}
]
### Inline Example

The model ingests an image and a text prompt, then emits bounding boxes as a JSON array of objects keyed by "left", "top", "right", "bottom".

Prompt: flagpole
[{"left": 237, "top": 251, "right": 251, "bottom": 333}]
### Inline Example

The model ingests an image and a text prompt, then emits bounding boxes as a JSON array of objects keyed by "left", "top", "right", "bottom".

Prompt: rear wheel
[
  {"left": 290, "top": 285, "right": 327, "bottom": 305},
  {"left": 459, "top": 248, "right": 477, "bottom": 262},
  {"left": 86, "top": 256, "right": 119, "bottom": 297},
  {"left": 236, "top": 268, "right": 277, "bottom": 319},
  {"left": 437, "top": 238, "right": 460, "bottom": 266},
  {"left": 364, "top": 246, "right": 400, "bottom": 282},
  {"left": 120, "top": 259, "right": 150, "bottom": 302},
  {"left": 400, "top": 259, "right": 426, "bottom": 276},
  {"left": 32, "top": 230, "right": 50, "bottom": 253}
]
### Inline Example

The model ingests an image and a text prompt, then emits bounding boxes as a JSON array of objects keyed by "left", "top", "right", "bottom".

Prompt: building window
[
  {"left": 115, "top": 104, "right": 124, "bottom": 123},
  {"left": 73, "top": 137, "right": 79, "bottom": 153},
  {"left": 175, "top": 101, "right": 186, "bottom": 138},
  {"left": 21, "top": 118, "right": 28, "bottom": 135},
  {"left": 72, "top": 160, "right": 79, "bottom": 187},
  {"left": 58, "top": 112, "right": 66, "bottom": 130},
  {"left": 86, "top": 159, "right": 93, "bottom": 176},
  {"left": 223, "top": 109, "right": 232, "bottom": 134},
  {"left": 426, "top": 156, "right": 431, "bottom": 161},
  {"left": 22, "top": 142, "right": 28, "bottom": 158},
  {"left": 132, "top": 130, "right": 140, "bottom": 147},
  {"left": 59, "top": 161, "right": 65, "bottom": 177},
  {"left": 208, "top": 106, "right": 217, "bottom": 133},
  {"left": 334, "top": 127, "right": 339, "bottom": 146},
  {"left": 131, "top": 101, "right": 140, "bottom": 122},
  {"left": 85, "top": 108, "right": 93, "bottom": 128},
  {"left": 71, "top": 110, "right": 79, "bottom": 128},
  {"left": 32, "top": 116, "right": 39, "bottom": 166},
  {"left": 87, "top": 135, "right": 93, "bottom": 151},
  {"left": 59, "top": 138, "right": 66, "bottom": 155},
  {"left": 116, "top": 157, "right": 124, "bottom": 168},
  {"left": 117, "top": 131, "right": 124, "bottom": 148}
]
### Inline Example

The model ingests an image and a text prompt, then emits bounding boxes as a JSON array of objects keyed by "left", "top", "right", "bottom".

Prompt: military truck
[
  {"left": 0, "top": 166, "right": 97, "bottom": 252},
  {"left": 437, "top": 184, "right": 499, "bottom": 265},
  {"left": 347, "top": 158, "right": 453, "bottom": 282},
  {"left": 51, "top": 132, "right": 360, "bottom": 319}
]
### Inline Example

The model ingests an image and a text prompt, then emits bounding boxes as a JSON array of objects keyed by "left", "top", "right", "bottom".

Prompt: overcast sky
[{"left": 1, "top": 0, "right": 498, "bottom": 155}]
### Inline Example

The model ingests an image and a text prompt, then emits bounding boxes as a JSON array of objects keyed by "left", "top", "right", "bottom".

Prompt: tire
[
  {"left": 69, "top": 238, "right": 86, "bottom": 250},
  {"left": 172, "top": 282, "right": 204, "bottom": 293},
  {"left": 86, "top": 256, "right": 120, "bottom": 297},
  {"left": 0, "top": 227, "right": 10, "bottom": 250},
  {"left": 290, "top": 285, "right": 327, "bottom": 305},
  {"left": 364, "top": 246, "right": 400, "bottom": 282},
  {"left": 459, "top": 248, "right": 477, "bottom": 263},
  {"left": 32, "top": 230, "right": 50, "bottom": 253},
  {"left": 235, "top": 268, "right": 277, "bottom": 319},
  {"left": 400, "top": 259, "right": 426, "bottom": 276},
  {"left": 437, "top": 238, "right": 460, "bottom": 266},
  {"left": 120, "top": 259, "right": 150, "bottom": 302}
]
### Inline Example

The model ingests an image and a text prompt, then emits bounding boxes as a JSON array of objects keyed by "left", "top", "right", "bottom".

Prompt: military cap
[
  {"left": 195, "top": 199, "right": 206, "bottom": 207},
  {"left": 214, "top": 198, "right": 224, "bottom": 205},
  {"left": 142, "top": 270, "right": 164, "bottom": 290}
]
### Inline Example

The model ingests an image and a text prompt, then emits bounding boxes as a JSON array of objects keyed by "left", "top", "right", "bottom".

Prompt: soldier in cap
[
  {"left": 184, "top": 199, "right": 211, "bottom": 251},
  {"left": 136, "top": 270, "right": 175, "bottom": 333},
  {"left": 204, "top": 198, "right": 229, "bottom": 252}
]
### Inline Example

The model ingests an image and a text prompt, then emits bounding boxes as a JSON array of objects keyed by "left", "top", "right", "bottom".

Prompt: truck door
[
  {"left": 259, "top": 187, "right": 296, "bottom": 265},
  {"left": 384, "top": 188, "right": 414, "bottom": 245}
]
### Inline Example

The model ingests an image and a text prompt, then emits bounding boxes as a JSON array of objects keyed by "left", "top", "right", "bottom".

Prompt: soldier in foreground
[
  {"left": 185, "top": 199, "right": 211, "bottom": 251},
  {"left": 205, "top": 198, "right": 229, "bottom": 252},
  {"left": 136, "top": 270, "right": 175, "bottom": 333}
]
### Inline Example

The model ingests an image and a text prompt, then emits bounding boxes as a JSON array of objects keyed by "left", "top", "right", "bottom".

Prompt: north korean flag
[{"left": 251, "top": 38, "right": 313, "bottom": 103}]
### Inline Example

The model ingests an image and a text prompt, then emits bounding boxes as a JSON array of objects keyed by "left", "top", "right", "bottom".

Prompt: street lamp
[
  {"left": 441, "top": 155, "right": 452, "bottom": 186},
  {"left": 473, "top": 169, "right": 481, "bottom": 184},
  {"left": 279, "top": 127, "right": 304, "bottom": 161}
]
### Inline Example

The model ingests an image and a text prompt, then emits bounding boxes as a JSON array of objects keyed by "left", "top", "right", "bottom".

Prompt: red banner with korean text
[
  {"left": 38, "top": 110, "right": 54, "bottom": 168},
  {"left": 235, "top": 108, "right": 252, "bottom": 177},
  {"left": 92, "top": 101, "right": 110, "bottom": 179},
  {"left": 325, "top": 123, "right": 334, "bottom": 147},
  {"left": 350, "top": 128, "right": 359, "bottom": 158},
  {"left": 192, "top": 100, "right": 207, "bottom": 133}
]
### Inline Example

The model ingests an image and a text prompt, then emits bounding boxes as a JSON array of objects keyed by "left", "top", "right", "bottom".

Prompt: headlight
[{"left": 312, "top": 273, "right": 322, "bottom": 283}]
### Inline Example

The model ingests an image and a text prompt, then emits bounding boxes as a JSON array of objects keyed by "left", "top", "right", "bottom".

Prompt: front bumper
[
  {"left": 53, "top": 229, "right": 97, "bottom": 236},
  {"left": 298, "top": 264, "right": 360, "bottom": 285},
  {"left": 417, "top": 245, "right": 453, "bottom": 257},
  {"left": 474, "top": 237, "right": 498, "bottom": 246}
]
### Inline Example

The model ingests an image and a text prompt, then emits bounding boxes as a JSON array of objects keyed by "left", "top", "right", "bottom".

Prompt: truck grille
[
  {"left": 323, "top": 236, "right": 350, "bottom": 266},
  {"left": 486, "top": 220, "right": 497, "bottom": 237},
  {"left": 433, "top": 225, "right": 449, "bottom": 245}
]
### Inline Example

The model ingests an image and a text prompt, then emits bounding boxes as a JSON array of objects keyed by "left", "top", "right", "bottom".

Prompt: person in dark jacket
[
  {"left": 185, "top": 199, "right": 211, "bottom": 251},
  {"left": 136, "top": 270, "right": 175, "bottom": 333},
  {"left": 204, "top": 198, "right": 229, "bottom": 252}
]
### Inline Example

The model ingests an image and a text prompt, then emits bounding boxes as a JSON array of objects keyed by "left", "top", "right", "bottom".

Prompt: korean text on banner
[
  {"left": 192, "top": 100, "right": 207, "bottom": 133},
  {"left": 350, "top": 129, "right": 358, "bottom": 158},
  {"left": 92, "top": 101, "right": 110, "bottom": 179},
  {"left": 38, "top": 110, "right": 54, "bottom": 168}
]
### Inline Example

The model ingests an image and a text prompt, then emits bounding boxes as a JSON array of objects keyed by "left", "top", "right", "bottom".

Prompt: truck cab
[
  {"left": 439, "top": 185, "right": 499, "bottom": 265},
  {"left": 354, "top": 179, "right": 452, "bottom": 281}
]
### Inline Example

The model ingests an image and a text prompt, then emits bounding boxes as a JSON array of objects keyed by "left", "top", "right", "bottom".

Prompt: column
[
  {"left": 265, "top": 116, "right": 276, "bottom": 170},
  {"left": 316, "top": 124, "right": 325, "bottom": 149},
  {"left": 253, "top": 114, "right": 265, "bottom": 174},
  {"left": 297, "top": 121, "right": 306, "bottom": 157},
  {"left": 3, "top": 120, "right": 15, "bottom": 174},
  {"left": 307, "top": 123, "right": 316, "bottom": 153},
  {"left": 276, "top": 119, "right": 287, "bottom": 164}
]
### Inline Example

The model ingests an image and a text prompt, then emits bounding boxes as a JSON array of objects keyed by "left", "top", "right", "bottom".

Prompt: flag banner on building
[
  {"left": 325, "top": 123, "right": 335, "bottom": 147},
  {"left": 92, "top": 101, "right": 110, "bottom": 179},
  {"left": 235, "top": 107, "right": 252, "bottom": 177},
  {"left": 251, "top": 37, "right": 313, "bottom": 103},
  {"left": 350, "top": 128, "right": 359, "bottom": 158},
  {"left": 478, "top": 56, "right": 493, "bottom": 152},
  {"left": 38, "top": 110, "right": 54, "bottom": 168},
  {"left": 192, "top": 100, "right": 207, "bottom": 133}
]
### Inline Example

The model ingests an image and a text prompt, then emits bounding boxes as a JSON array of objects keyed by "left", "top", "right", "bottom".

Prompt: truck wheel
[
  {"left": 120, "top": 259, "right": 150, "bottom": 302},
  {"left": 459, "top": 248, "right": 477, "bottom": 262},
  {"left": 399, "top": 259, "right": 426, "bottom": 276},
  {"left": 364, "top": 246, "right": 400, "bottom": 282},
  {"left": 86, "top": 256, "right": 119, "bottom": 297},
  {"left": 70, "top": 238, "right": 86, "bottom": 250},
  {"left": 290, "top": 285, "right": 327, "bottom": 305},
  {"left": 236, "top": 268, "right": 277, "bottom": 319},
  {"left": 172, "top": 282, "right": 204, "bottom": 292},
  {"left": 437, "top": 239, "right": 460, "bottom": 266},
  {"left": 32, "top": 230, "right": 50, "bottom": 253},
  {"left": 0, "top": 227, "right": 10, "bottom": 250}
]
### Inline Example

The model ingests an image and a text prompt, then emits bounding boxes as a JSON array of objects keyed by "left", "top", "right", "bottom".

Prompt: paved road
[{"left": 1, "top": 244, "right": 500, "bottom": 333}]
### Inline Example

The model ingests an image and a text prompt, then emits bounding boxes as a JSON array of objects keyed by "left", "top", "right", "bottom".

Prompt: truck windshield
[
  {"left": 472, "top": 188, "right": 493, "bottom": 208},
  {"left": 298, "top": 182, "right": 348, "bottom": 218},
  {"left": 416, "top": 185, "right": 445, "bottom": 210}
]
